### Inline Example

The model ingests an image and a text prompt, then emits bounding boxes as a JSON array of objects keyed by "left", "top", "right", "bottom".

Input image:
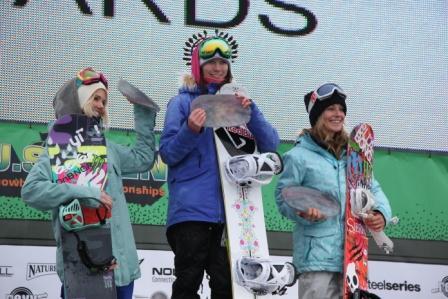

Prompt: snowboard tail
[{"left": 61, "top": 226, "right": 116, "bottom": 297}]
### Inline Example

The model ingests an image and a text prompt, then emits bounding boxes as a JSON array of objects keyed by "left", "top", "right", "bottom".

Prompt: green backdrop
[{"left": 1, "top": 121, "right": 447, "bottom": 241}]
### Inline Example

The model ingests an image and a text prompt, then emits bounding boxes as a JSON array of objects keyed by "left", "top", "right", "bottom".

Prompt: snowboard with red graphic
[{"left": 343, "top": 123, "right": 374, "bottom": 299}]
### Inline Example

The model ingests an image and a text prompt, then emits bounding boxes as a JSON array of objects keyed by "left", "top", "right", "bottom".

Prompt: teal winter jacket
[
  {"left": 275, "top": 133, "right": 392, "bottom": 274},
  {"left": 21, "top": 104, "right": 156, "bottom": 287}
]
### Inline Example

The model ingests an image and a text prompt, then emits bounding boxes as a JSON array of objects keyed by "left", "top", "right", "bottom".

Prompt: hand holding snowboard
[
  {"left": 117, "top": 79, "right": 160, "bottom": 112},
  {"left": 191, "top": 82, "right": 252, "bottom": 128}
]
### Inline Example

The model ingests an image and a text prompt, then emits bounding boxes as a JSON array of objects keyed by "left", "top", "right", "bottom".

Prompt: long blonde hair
[{"left": 301, "top": 117, "right": 348, "bottom": 159}]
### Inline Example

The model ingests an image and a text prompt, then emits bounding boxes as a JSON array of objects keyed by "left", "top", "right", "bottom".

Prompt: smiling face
[
  {"left": 319, "top": 103, "right": 346, "bottom": 136},
  {"left": 201, "top": 58, "right": 229, "bottom": 83},
  {"left": 83, "top": 89, "right": 108, "bottom": 118}
]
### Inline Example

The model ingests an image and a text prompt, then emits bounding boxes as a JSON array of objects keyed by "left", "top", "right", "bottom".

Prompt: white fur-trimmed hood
[
  {"left": 177, "top": 71, "right": 235, "bottom": 93},
  {"left": 178, "top": 72, "right": 198, "bottom": 92}
]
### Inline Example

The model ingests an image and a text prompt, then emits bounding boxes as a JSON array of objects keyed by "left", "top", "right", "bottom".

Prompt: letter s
[{"left": 259, "top": 0, "right": 317, "bottom": 36}]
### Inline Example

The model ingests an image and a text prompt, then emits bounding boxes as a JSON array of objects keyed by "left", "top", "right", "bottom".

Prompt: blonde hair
[
  {"left": 82, "top": 94, "right": 109, "bottom": 128},
  {"left": 301, "top": 117, "right": 348, "bottom": 159}
]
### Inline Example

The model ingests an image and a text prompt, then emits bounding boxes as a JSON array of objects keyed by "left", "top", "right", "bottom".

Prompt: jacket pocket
[
  {"left": 303, "top": 223, "right": 338, "bottom": 237},
  {"left": 303, "top": 223, "right": 340, "bottom": 263}
]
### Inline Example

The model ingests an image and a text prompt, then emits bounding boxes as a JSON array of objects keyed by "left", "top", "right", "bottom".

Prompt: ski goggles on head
[
  {"left": 199, "top": 37, "right": 232, "bottom": 60},
  {"left": 76, "top": 67, "right": 108, "bottom": 89},
  {"left": 311, "top": 83, "right": 346, "bottom": 102}
]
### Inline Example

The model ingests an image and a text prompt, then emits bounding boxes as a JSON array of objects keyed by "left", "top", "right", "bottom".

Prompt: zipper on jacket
[
  {"left": 337, "top": 162, "right": 345, "bottom": 230},
  {"left": 212, "top": 134, "right": 223, "bottom": 222}
]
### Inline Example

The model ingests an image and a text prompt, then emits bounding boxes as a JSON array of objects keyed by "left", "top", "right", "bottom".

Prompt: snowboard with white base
[{"left": 213, "top": 83, "right": 296, "bottom": 298}]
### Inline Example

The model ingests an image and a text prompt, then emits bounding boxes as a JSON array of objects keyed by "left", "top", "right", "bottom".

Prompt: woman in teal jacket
[
  {"left": 21, "top": 68, "right": 157, "bottom": 298},
  {"left": 275, "top": 83, "right": 392, "bottom": 299}
]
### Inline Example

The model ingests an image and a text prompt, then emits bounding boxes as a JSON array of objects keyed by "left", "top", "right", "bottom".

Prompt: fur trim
[
  {"left": 178, "top": 72, "right": 198, "bottom": 91},
  {"left": 177, "top": 71, "right": 236, "bottom": 92}
]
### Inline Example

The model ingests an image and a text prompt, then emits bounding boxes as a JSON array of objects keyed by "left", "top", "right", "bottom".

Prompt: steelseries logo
[
  {"left": 26, "top": 263, "right": 56, "bottom": 280},
  {"left": 368, "top": 280, "right": 421, "bottom": 292}
]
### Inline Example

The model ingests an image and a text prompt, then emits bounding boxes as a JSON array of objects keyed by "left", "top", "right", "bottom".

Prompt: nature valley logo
[{"left": 26, "top": 263, "right": 56, "bottom": 280}]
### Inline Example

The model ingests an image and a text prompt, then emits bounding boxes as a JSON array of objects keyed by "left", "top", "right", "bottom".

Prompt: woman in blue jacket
[
  {"left": 160, "top": 31, "right": 279, "bottom": 299},
  {"left": 275, "top": 83, "right": 392, "bottom": 299}
]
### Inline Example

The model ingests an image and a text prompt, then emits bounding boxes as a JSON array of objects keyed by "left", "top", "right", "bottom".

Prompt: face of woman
[
  {"left": 320, "top": 104, "right": 345, "bottom": 136},
  {"left": 84, "top": 89, "right": 107, "bottom": 118},
  {"left": 202, "top": 58, "right": 229, "bottom": 82}
]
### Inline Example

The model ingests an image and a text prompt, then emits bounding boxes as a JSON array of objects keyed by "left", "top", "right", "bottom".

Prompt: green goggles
[{"left": 199, "top": 37, "right": 232, "bottom": 60}]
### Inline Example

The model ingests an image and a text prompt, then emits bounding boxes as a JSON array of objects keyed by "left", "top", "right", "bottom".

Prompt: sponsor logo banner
[
  {"left": 26, "top": 263, "right": 57, "bottom": 281},
  {"left": 1, "top": 245, "right": 448, "bottom": 299}
]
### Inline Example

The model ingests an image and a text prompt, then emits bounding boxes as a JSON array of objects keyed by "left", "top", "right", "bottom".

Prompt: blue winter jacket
[
  {"left": 275, "top": 133, "right": 392, "bottom": 274},
  {"left": 160, "top": 75, "right": 280, "bottom": 227}
]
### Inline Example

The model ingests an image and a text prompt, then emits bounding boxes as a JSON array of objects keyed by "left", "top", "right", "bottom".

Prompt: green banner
[{"left": 1, "top": 121, "right": 447, "bottom": 240}]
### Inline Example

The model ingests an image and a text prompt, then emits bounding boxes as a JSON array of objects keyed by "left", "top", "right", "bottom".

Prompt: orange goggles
[{"left": 76, "top": 67, "right": 108, "bottom": 89}]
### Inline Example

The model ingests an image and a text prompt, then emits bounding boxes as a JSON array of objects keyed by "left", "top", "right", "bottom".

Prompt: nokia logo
[{"left": 152, "top": 267, "right": 175, "bottom": 276}]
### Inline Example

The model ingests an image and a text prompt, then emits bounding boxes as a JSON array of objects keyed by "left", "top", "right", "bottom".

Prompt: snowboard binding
[
  {"left": 350, "top": 187, "right": 396, "bottom": 254},
  {"left": 59, "top": 198, "right": 108, "bottom": 232},
  {"left": 350, "top": 187, "right": 375, "bottom": 219},
  {"left": 224, "top": 152, "right": 283, "bottom": 187},
  {"left": 234, "top": 256, "right": 297, "bottom": 296},
  {"left": 59, "top": 198, "right": 116, "bottom": 273}
]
